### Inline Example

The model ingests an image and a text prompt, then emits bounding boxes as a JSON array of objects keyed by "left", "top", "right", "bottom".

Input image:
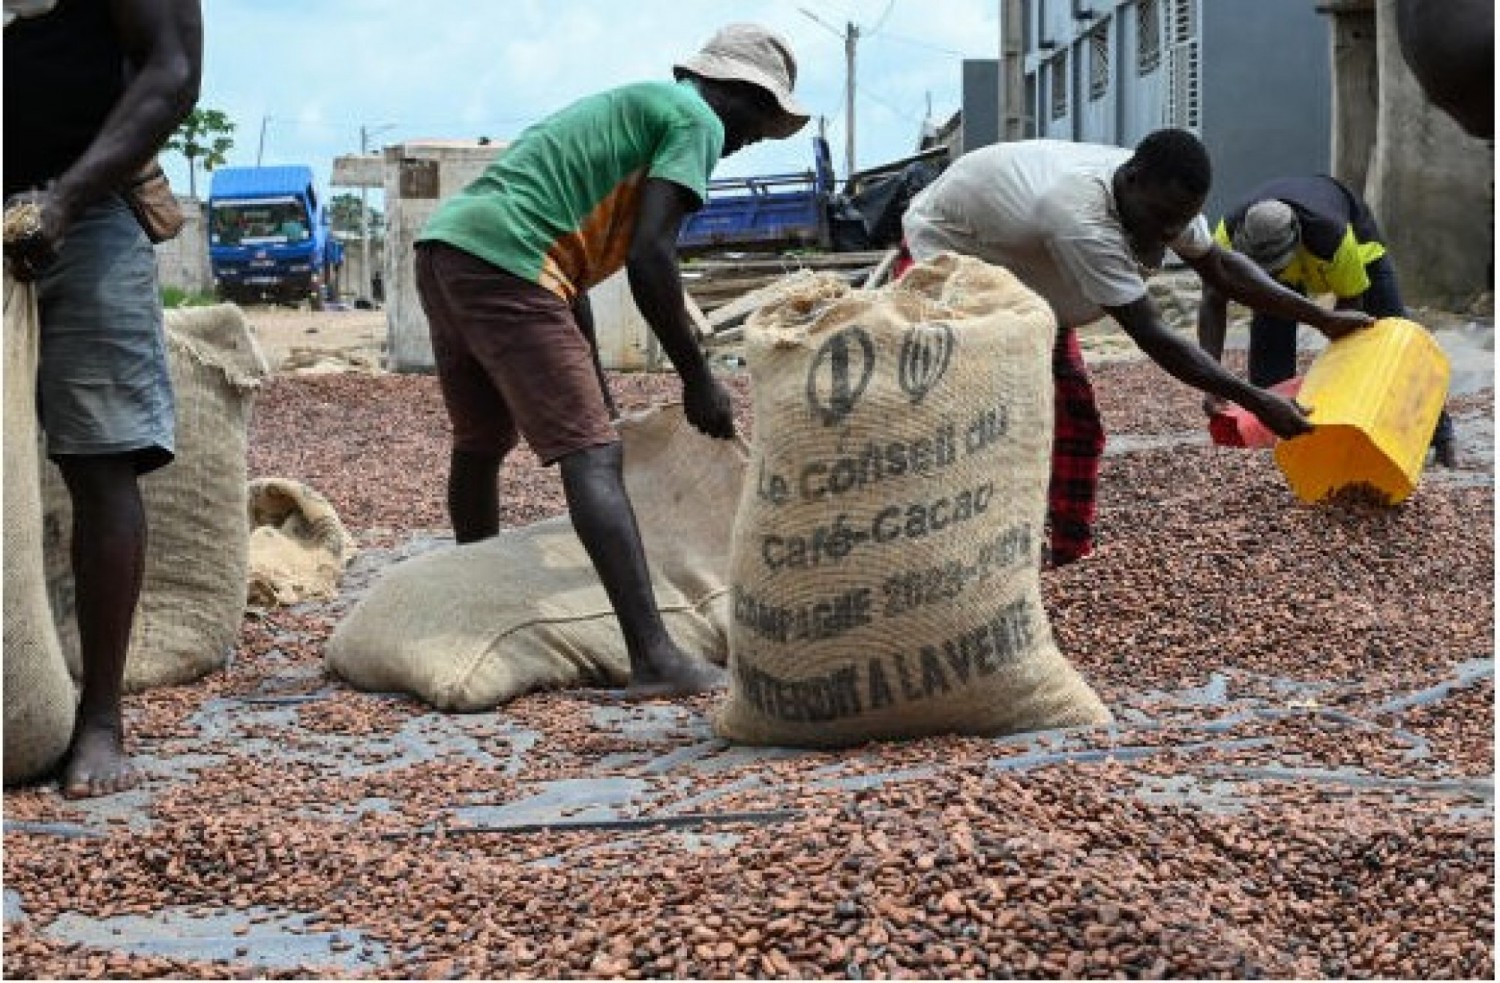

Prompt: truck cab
[{"left": 208, "top": 165, "right": 344, "bottom": 306}]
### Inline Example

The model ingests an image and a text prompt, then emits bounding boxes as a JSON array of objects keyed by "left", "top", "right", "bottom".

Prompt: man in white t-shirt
[{"left": 901, "top": 129, "right": 1372, "bottom": 566}]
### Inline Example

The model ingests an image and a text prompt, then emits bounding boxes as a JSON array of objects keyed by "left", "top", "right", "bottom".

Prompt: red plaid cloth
[
  {"left": 896, "top": 243, "right": 1105, "bottom": 567},
  {"left": 1047, "top": 326, "right": 1106, "bottom": 567},
  {"left": 892, "top": 241, "right": 916, "bottom": 280}
]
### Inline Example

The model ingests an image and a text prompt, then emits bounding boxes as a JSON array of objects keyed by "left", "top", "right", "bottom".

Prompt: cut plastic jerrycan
[
  {"left": 1273, "top": 317, "right": 1450, "bottom": 504},
  {"left": 1209, "top": 378, "right": 1303, "bottom": 448}
]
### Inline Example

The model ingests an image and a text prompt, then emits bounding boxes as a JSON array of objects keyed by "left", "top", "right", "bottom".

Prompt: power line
[
  {"left": 799, "top": 8, "right": 861, "bottom": 177},
  {"left": 232, "top": 114, "right": 542, "bottom": 136},
  {"left": 857, "top": 84, "right": 926, "bottom": 125},
  {"left": 868, "top": 30, "right": 969, "bottom": 57},
  {"left": 866, "top": 0, "right": 898, "bottom": 37}
]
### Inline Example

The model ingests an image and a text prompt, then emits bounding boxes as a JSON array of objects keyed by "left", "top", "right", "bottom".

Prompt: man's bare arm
[
  {"left": 47, "top": 0, "right": 203, "bottom": 228},
  {"left": 1187, "top": 244, "right": 1371, "bottom": 341}
]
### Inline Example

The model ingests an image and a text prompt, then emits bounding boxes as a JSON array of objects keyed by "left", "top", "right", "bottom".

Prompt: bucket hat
[
  {"left": 1233, "top": 200, "right": 1301, "bottom": 273},
  {"left": 675, "top": 23, "right": 810, "bottom": 138}
]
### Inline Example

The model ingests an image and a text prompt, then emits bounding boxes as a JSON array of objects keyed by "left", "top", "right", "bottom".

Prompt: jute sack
[
  {"left": 43, "top": 304, "right": 270, "bottom": 691},
  {"left": 246, "top": 478, "right": 355, "bottom": 608},
  {"left": 714, "top": 253, "right": 1112, "bottom": 747},
  {"left": 327, "top": 405, "right": 746, "bottom": 710},
  {"left": 3, "top": 273, "right": 77, "bottom": 785}
]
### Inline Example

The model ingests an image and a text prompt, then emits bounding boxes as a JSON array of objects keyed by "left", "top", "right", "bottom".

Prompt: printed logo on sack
[
  {"left": 898, "top": 322, "right": 955, "bottom": 404},
  {"left": 806, "top": 327, "right": 875, "bottom": 426}
]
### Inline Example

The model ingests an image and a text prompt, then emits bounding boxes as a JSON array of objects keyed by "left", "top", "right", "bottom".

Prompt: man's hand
[
  {"left": 3, "top": 191, "right": 64, "bottom": 283},
  {"left": 1316, "top": 308, "right": 1375, "bottom": 341},
  {"left": 682, "top": 372, "right": 736, "bottom": 439},
  {"left": 1249, "top": 391, "right": 1315, "bottom": 440}
]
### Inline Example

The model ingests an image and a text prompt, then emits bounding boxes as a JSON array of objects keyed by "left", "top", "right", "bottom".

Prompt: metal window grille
[
  {"left": 1136, "top": 0, "right": 1161, "bottom": 75},
  {"left": 1089, "top": 25, "right": 1110, "bottom": 100},
  {"left": 1169, "top": 0, "right": 1196, "bottom": 43},
  {"left": 1164, "top": 0, "right": 1199, "bottom": 130},
  {"left": 1050, "top": 53, "right": 1069, "bottom": 120}
]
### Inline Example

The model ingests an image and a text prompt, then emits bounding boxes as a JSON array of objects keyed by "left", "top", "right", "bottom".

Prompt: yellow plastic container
[{"left": 1274, "top": 317, "right": 1450, "bottom": 504}]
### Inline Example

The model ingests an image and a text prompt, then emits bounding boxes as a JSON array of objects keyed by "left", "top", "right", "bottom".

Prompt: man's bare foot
[
  {"left": 604, "top": 651, "right": 727, "bottom": 701},
  {"left": 60, "top": 720, "right": 138, "bottom": 799}
]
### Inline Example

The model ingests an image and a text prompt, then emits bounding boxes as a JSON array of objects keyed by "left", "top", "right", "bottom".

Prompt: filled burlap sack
[
  {"left": 246, "top": 478, "right": 355, "bottom": 608},
  {"left": 327, "top": 405, "right": 746, "bottom": 710},
  {"left": 43, "top": 303, "right": 270, "bottom": 691},
  {"left": 3, "top": 273, "right": 77, "bottom": 785},
  {"left": 714, "top": 253, "right": 1112, "bottom": 747}
]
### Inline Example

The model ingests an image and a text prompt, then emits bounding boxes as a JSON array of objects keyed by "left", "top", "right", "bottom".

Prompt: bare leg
[
  {"left": 560, "top": 443, "right": 725, "bottom": 697},
  {"left": 56, "top": 455, "right": 145, "bottom": 799},
  {"left": 448, "top": 448, "right": 504, "bottom": 544}
]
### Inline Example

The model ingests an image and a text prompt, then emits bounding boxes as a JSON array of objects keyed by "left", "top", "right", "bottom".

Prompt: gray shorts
[{"left": 35, "top": 194, "right": 175, "bottom": 473}]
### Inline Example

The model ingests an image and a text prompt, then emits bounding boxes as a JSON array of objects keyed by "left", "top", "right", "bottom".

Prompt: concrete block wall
[
  {"left": 153, "top": 196, "right": 213, "bottom": 295},
  {"left": 1324, "top": 0, "right": 1493, "bottom": 307},
  {"left": 1364, "top": 0, "right": 1493, "bottom": 307},
  {"left": 338, "top": 236, "right": 385, "bottom": 304}
]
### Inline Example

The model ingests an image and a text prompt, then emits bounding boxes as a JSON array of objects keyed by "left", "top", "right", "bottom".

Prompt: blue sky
[{"left": 166, "top": 0, "right": 1001, "bottom": 205}]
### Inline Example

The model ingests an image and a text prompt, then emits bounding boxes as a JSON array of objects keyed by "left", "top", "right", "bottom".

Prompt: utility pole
[
  {"left": 844, "top": 21, "right": 859, "bottom": 179},
  {"left": 256, "top": 115, "right": 270, "bottom": 166},
  {"left": 801, "top": 8, "right": 861, "bottom": 179},
  {"left": 999, "top": 0, "right": 1026, "bottom": 141},
  {"left": 359, "top": 124, "right": 395, "bottom": 304}
]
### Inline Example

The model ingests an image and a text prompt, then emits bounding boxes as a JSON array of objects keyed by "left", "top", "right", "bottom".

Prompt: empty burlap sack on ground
[
  {"left": 42, "top": 304, "right": 270, "bottom": 692},
  {"left": 247, "top": 478, "right": 355, "bottom": 607},
  {"left": 714, "top": 253, "right": 1112, "bottom": 747},
  {"left": 327, "top": 405, "right": 745, "bottom": 711},
  {"left": 4, "top": 274, "right": 77, "bottom": 785}
]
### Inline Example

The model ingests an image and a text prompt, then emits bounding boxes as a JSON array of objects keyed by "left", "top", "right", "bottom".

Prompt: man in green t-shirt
[{"left": 415, "top": 23, "right": 808, "bottom": 698}]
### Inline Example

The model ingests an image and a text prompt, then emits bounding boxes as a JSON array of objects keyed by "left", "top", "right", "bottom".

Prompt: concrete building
[
  {"left": 960, "top": 59, "right": 1002, "bottom": 154},
  {"left": 335, "top": 141, "right": 664, "bottom": 374},
  {"left": 1005, "top": 0, "right": 1332, "bottom": 220},
  {"left": 153, "top": 196, "right": 213, "bottom": 296},
  {"left": 1319, "top": 0, "right": 1492, "bottom": 307},
  {"left": 333, "top": 231, "right": 386, "bottom": 305}
]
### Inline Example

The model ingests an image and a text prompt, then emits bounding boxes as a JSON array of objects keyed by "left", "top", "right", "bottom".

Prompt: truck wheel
[{"left": 281, "top": 277, "right": 312, "bottom": 308}]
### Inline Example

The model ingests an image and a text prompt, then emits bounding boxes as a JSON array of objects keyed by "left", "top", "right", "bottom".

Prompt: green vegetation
[
  {"left": 330, "top": 192, "right": 383, "bottom": 235},
  {"left": 163, "top": 108, "right": 236, "bottom": 199},
  {"left": 160, "top": 286, "right": 218, "bottom": 308}
]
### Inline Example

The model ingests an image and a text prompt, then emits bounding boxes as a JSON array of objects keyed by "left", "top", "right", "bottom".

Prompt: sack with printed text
[{"left": 714, "top": 253, "right": 1112, "bottom": 747}]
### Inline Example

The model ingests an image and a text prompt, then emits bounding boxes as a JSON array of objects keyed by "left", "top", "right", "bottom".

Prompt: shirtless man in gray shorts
[{"left": 5, "top": 0, "right": 203, "bottom": 798}]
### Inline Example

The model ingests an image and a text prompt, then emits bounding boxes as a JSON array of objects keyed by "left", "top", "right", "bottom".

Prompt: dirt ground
[
  {"left": 238, "top": 306, "right": 388, "bottom": 373},
  {"left": 234, "top": 301, "right": 1183, "bottom": 372},
  {"left": 2, "top": 292, "right": 1493, "bottom": 979},
  {"left": 236, "top": 286, "right": 1494, "bottom": 377}
]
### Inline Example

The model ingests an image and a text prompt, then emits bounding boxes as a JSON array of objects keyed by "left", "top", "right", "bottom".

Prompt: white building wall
[{"left": 153, "top": 196, "right": 213, "bottom": 295}]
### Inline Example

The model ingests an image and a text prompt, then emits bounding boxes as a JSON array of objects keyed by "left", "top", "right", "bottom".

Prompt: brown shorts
[{"left": 415, "top": 242, "right": 616, "bottom": 465}]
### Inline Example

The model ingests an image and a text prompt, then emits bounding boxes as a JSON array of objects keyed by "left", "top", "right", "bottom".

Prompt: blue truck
[
  {"left": 675, "top": 136, "right": 949, "bottom": 255},
  {"left": 677, "top": 137, "right": 836, "bottom": 254},
  {"left": 207, "top": 165, "right": 344, "bottom": 305}
]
